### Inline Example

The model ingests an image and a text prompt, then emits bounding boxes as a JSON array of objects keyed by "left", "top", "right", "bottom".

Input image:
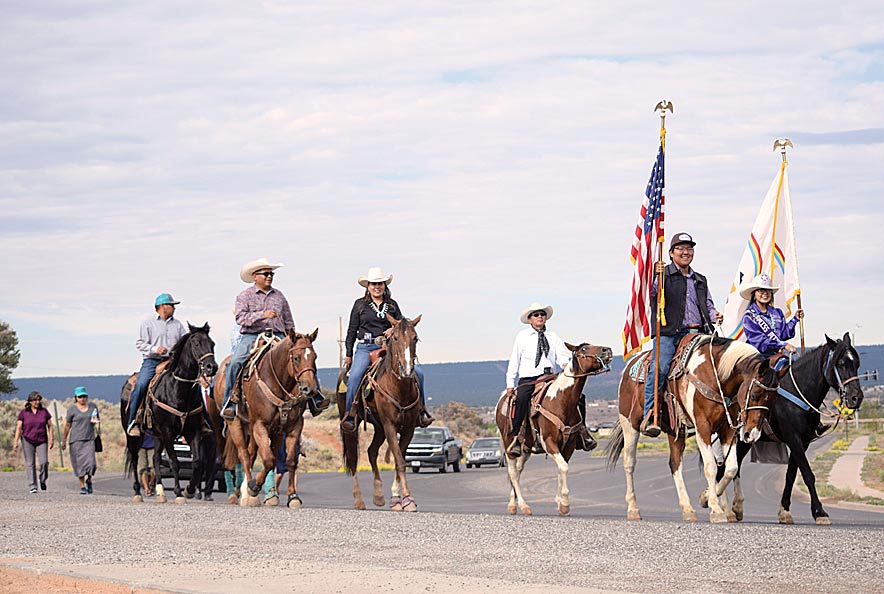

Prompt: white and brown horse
[
  {"left": 607, "top": 336, "right": 780, "bottom": 523},
  {"left": 495, "top": 342, "right": 612, "bottom": 516}
]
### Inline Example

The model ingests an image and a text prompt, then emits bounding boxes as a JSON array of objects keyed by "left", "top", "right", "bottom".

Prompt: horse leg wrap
[
  {"left": 401, "top": 496, "right": 416, "bottom": 509},
  {"left": 247, "top": 479, "right": 260, "bottom": 498},
  {"left": 389, "top": 496, "right": 402, "bottom": 509}
]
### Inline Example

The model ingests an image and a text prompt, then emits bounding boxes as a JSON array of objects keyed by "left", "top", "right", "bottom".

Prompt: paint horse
[
  {"left": 121, "top": 323, "right": 218, "bottom": 503},
  {"left": 703, "top": 332, "right": 864, "bottom": 525},
  {"left": 608, "top": 335, "right": 780, "bottom": 523},
  {"left": 495, "top": 342, "right": 613, "bottom": 516},
  {"left": 338, "top": 316, "right": 423, "bottom": 511},
  {"left": 212, "top": 329, "right": 320, "bottom": 508}
]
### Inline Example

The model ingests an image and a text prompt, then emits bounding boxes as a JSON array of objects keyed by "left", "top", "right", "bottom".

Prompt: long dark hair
[{"left": 24, "top": 391, "right": 44, "bottom": 411}]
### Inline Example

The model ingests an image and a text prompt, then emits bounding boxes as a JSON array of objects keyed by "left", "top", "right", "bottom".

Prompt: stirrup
[
  {"left": 308, "top": 395, "right": 330, "bottom": 417},
  {"left": 126, "top": 420, "right": 142, "bottom": 437},
  {"left": 418, "top": 411, "right": 434, "bottom": 428},
  {"left": 340, "top": 414, "right": 357, "bottom": 433},
  {"left": 221, "top": 404, "right": 237, "bottom": 421},
  {"left": 640, "top": 413, "right": 661, "bottom": 438}
]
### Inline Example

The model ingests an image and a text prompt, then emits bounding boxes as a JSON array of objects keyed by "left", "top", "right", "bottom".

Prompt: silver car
[{"left": 465, "top": 437, "right": 504, "bottom": 469}]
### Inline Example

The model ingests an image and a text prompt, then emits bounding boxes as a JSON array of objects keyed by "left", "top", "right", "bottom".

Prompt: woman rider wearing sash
[
  {"left": 340, "top": 267, "right": 434, "bottom": 431},
  {"left": 740, "top": 273, "right": 804, "bottom": 359}
]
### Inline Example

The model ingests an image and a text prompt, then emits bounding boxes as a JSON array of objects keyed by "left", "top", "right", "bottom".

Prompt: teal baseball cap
[
  {"left": 154, "top": 293, "right": 181, "bottom": 307},
  {"left": 74, "top": 386, "right": 88, "bottom": 397}
]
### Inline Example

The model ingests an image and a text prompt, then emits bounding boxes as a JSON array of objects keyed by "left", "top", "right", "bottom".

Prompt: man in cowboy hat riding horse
[
  {"left": 505, "top": 302, "right": 597, "bottom": 457},
  {"left": 220, "top": 258, "right": 328, "bottom": 420}
]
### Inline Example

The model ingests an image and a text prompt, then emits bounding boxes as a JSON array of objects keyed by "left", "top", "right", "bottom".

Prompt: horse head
[
  {"left": 824, "top": 332, "right": 864, "bottom": 411},
  {"left": 184, "top": 323, "right": 218, "bottom": 379},
  {"left": 386, "top": 315, "right": 421, "bottom": 378},
  {"left": 285, "top": 328, "right": 321, "bottom": 400},
  {"left": 565, "top": 342, "right": 613, "bottom": 376},
  {"left": 738, "top": 355, "right": 779, "bottom": 444}
]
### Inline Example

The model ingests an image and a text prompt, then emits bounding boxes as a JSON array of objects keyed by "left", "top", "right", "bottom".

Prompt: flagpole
[
  {"left": 652, "top": 100, "right": 672, "bottom": 428},
  {"left": 773, "top": 138, "right": 804, "bottom": 354}
]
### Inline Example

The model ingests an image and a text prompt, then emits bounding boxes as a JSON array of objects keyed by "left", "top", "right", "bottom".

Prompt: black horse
[
  {"left": 120, "top": 323, "right": 218, "bottom": 503},
  {"left": 704, "top": 332, "right": 864, "bottom": 524}
]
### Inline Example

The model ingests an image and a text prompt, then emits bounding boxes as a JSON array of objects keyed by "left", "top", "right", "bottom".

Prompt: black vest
[{"left": 651, "top": 263, "right": 714, "bottom": 336}]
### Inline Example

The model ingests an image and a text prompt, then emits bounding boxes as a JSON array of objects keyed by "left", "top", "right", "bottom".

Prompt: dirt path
[{"left": 0, "top": 563, "right": 170, "bottom": 594}]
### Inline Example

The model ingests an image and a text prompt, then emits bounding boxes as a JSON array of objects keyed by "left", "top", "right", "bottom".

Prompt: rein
[
  {"left": 783, "top": 348, "right": 857, "bottom": 420},
  {"left": 368, "top": 373, "right": 421, "bottom": 414},
  {"left": 153, "top": 333, "right": 213, "bottom": 432},
  {"left": 253, "top": 336, "right": 317, "bottom": 423}
]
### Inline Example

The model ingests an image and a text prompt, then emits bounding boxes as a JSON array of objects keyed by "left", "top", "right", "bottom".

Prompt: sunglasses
[
  {"left": 255, "top": 271, "right": 275, "bottom": 278},
  {"left": 530, "top": 311, "right": 547, "bottom": 318}
]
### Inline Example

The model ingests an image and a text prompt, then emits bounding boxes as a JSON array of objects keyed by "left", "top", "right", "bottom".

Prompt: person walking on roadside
[
  {"left": 221, "top": 258, "right": 328, "bottom": 420},
  {"left": 12, "top": 391, "right": 54, "bottom": 494},
  {"left": 126, "top": 293, "right": 187, "bottom": 436},
  {"left": 138, "top": 433, "right": 156, "bottom": 496},
  {"left": 642, "top": 232, "right": 724, "bottom": 437},
  {"left": 62, "top": 387, "right": 100, "bottom": 494}
]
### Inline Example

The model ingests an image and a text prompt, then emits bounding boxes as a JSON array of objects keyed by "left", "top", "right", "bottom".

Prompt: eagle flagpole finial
[
  {"left": 654, "top": 100, "right": 673, "bottom": 128},
  {"left": 773, "top": 138, "right": 793, "bottom": 162}
]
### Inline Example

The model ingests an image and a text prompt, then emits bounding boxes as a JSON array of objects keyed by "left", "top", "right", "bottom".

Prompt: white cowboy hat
[
  {"left": 358, "top": 267, "right": 393, "bottom": 288},
  {"left": 240, "top": 258, "right": 284, "bottom": 283},
  {"left": 519, "top": 302, "right": 554, "bottom": 324},
  {"left": 739, "top": 273, "right": 780, "bottom": 301}
]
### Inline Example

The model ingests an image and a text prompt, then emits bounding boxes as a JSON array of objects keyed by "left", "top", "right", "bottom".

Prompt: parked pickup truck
[{"left": 405, "top": 426, "right": 463, "bottom": 473}]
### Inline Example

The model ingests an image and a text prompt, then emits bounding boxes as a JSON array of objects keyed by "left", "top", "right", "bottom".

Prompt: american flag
[{"left": 622, "top": 142, "right": 665, "bottom": 359}]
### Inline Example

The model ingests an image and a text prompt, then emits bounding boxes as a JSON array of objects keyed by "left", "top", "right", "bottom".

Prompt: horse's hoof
[
  {"left": 156, "top": 495, "right": 167, "bottom": 504},
  {"left": 734, "top": 510, "right": 744, "bottom": 522},
  {"left": 247, "top": 480, "right": 260, "bottom": 498},
  {"left": 175, "top": 497, "right": 186, "bottom": 505},
  {"left": 389, "top": 496, "right": 401, "bottom": 511},
  {"left": 778, "top": 510, "right": 794, "bottom": 524},
  {"left": 264, "top": 496, "right": 279, "bottom": 507},
  {"left": 815, "top": 516, "right": 832, "bottom": 526},
  {"left": 507, "top": 503, "right": 517, "bottom": 515},
  {"left": 402, "top": 497, "right": 417, "bottom": 512},
  {"left": 698, "top": 490, "right": 709, "bottom": 509},
  {"left": 132, "top": 495, "right": 143, "bottom": 503},
  {"left": 520, "top": 505, "right": 532, "bottom": 516},
  {"left": 374, "top": 495, "right": 385, "bottom": 507},
  {"left": 627, "top": 510, "right": 642, "bottom": 521},
  {"left": 710, "top": 511, "right": 727, "bottom": 523},
  {"left": 227, "top": 494, "right": 238, "bottom": 505},
  {"left": 558, "top": 504, "right": 570, "bottom": 516},
  {"left": 185, "top": 489, "right": 195, "bottom": 499},
  {"left": 726, "top": 512, "right": 738, "bottom": 523},
  {"left": 203, "top": 493, "right": 213, "bottom": 502},
  {"left": 354, "top": 500, "right": 366, "bottom": 511},
  {"left": 287, "top": 493, "right": 302, "bottom": 509},
  {"left": 683, "top": 510, "right": 698, "bottom": 523}
]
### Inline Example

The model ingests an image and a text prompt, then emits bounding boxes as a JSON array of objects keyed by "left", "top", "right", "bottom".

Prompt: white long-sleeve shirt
[
  {"left": 136, "top": 315, "right": 187, "bottom": 359},
  {"left": 505, "top": 327, "right": 571, "bottom": 388}
]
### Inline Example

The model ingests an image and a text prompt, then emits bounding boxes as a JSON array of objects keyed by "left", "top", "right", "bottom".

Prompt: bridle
[
  {"left": 564, "top": 347, "right": 612, "bottom": 378},
  {"left": 172, "top": 335, "right": 216, "bottom": 385},
  {"left": 824, "top": 346, "right": 861, "bottom": 398},
  {"left": 386, "top": 325, "right": 418, "bottom": 381}
]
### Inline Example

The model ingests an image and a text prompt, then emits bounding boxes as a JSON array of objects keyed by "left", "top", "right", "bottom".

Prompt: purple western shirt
[
  {"left": 652, "top": 268, "right": 719, "bottom": 330},
  {"left": 234, "top": 285, "right": 295, "bottom": 334}
]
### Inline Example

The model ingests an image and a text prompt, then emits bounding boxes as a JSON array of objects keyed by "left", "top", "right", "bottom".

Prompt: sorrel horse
[
  {"left": 338, "top": 315, "right": 422, "bottom": 511},
  {"left": 212, "top": 329, "right": 320, "bottom": 508},
  {"left": 704, "top": 332, "right": 864, "bottom": 525},
  {"left": 494, "top": 342, "right": 613, "bottom": 516},
  {"left": 607, "top": 336, "right": 780, "bottom": 522},
  {"left": 121, "top": 323, "right": 218, "bottom": 503}
]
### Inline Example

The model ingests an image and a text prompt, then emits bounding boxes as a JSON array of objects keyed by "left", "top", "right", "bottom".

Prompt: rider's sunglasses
[
  {"left": 255, "top": 271, "right": 275, "bottom": 278},
  {"left": 530, "top": 311, "right": 547, "bottom": 318}
]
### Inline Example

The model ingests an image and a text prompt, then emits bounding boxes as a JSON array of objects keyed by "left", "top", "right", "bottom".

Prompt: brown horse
[
  {"left": 607, "top": 336, "right": 780, "bottom": 523},
  {"left": 212, "top": 329, "right": 320, "bottom": 508},
  {"left": 494, "top": 342, "right": 613, "bottom": 516},
  {"left": 338, "top": 315, "right": 422, "bottom": 511}
]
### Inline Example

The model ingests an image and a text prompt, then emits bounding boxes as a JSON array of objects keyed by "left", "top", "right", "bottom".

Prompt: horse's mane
[
  {"left": 713, "top": 339, "right": 760, "bottom": 381},
  {"left": 168, "top": 325, "right": 207, "bottom": 368}
]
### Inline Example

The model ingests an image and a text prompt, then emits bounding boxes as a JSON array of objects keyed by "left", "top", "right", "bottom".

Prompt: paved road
[{"left": 99, "top": 440, "right": 884, "bottom": 526}]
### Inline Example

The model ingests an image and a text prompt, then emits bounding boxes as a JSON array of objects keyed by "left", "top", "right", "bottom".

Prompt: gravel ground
[{"left": 0, "top": 471, "right": 882, "bottom": 594}]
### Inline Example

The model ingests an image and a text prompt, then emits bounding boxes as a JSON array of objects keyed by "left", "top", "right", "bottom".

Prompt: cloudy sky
[{"left": 3, "top": 1, "right": 883, "bottom": 378}]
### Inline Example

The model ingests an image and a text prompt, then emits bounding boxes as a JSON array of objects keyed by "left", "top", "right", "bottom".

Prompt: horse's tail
[
  {"left": 222, "top": 431, "right": 239, "bottom": 470},
  {"left": 341, "top": 426, "right": 359, "bottom": 476},
  {"left": 604, "top": 421, "right": 625, "bottom": 472},
  {"left": 124, "top": 435, "right": 141, "bottom": 479}
]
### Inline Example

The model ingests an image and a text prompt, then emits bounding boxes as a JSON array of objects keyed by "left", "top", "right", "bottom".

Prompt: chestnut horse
[
  {"left": 212, "top": 329, "right": 320, "bottom": 508},
  {"left": 607, "top": 336, "right": 780, "bottom": 523},
  {"left": 338, "top": 315, "right": 422, "bottom": 511},
  {"left": 494, "top": 342, "right": 613, "bottom": 516}
]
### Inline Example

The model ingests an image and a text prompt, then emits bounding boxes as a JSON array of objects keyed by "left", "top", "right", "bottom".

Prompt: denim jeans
[
  {"left": 129, "top": 357, "right": 162, "bottom": 424},
  {"left": 643, "top": 331, "right": 688, "bottom": 417},
  {"left": 223, "top": 332, "right": 284, "bottom": 409},
  {"left": 345, "top": 343, "right": 426, "bottom": 413}
]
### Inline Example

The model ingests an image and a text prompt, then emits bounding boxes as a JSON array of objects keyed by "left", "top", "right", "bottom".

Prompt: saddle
[
  {"left": 229, "top": 333, "right": 280, "bottom": 412},
  {"left": 500, "top": 374, "right": 558, "bottom": 440},
  {"left": 131, "top": 361, "right": 172, "bottom": 430}
]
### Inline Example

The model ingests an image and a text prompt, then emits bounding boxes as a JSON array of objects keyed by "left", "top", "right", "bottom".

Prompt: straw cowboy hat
[
  {"left": 739, "top": 273, "right": 780, "bottom": 301},
  {"left": 240, "top": 258, "right": 284, "bottom": 283},
  {"left": 358, "top": 267, "right": 393, "bottom": 288},
  {"left": 519, "top": 302, "right": 554, "bottom": 325}
]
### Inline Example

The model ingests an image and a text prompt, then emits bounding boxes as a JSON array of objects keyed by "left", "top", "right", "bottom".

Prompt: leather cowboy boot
[
  {"left": 640, "top": 410, "right": 661, "bottom": 438},
  {"left": 577, "top": 426, "right": 598, "bottom": 452},
  {"left": 307, "top": 394, "right": 330, "bottom": 417},
  {"left": 418, "top": 407, "right": 435, "bottom": 428}
]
